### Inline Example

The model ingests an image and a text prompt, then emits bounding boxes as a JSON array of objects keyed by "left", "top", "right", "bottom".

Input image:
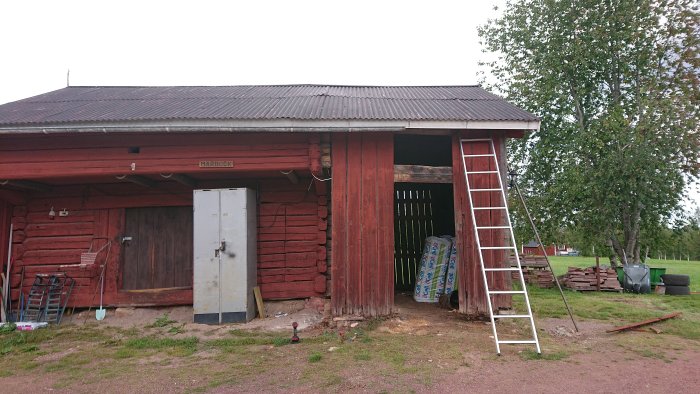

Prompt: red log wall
[
  {"left": 0, "top": 133, "right": 327, "bottom": 307},
  {"left": 5, "top": 179, "right": 327, "bottom": 307},
  {"left": 331, "top": 133, "right": 394, "bottom": 316}
]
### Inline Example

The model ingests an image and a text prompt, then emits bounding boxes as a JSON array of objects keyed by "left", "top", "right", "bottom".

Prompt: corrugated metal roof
[{"left": 0, "top": 85, "right": 538, "bottom": 126}]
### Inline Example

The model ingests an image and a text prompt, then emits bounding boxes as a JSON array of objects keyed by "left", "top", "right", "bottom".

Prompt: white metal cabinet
[{"left": 193, "top": 188, "right": 257, "bottom": 324}]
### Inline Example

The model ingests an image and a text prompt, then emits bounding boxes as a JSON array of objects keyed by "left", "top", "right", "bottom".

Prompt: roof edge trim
[{"left": 0, "top": 119, "right": 540, "bottom": 134}]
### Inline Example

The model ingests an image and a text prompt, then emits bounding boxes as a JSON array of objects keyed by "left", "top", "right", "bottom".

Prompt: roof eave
[{"left": 0, "top": 118, "right": 541, "bottom": 134}]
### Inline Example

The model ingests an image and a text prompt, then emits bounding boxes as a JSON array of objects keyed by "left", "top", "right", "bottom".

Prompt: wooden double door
[{"left": 122, "top": 207, "right": 193, "bottom": 290}]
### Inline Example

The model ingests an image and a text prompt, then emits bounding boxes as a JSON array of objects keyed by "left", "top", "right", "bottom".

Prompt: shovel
[
  {"left": 94, "top": 246, "right": 110, "bottom": 321},
  {"left": 96, "top": 271, "right": 106, "bottom": 321}
]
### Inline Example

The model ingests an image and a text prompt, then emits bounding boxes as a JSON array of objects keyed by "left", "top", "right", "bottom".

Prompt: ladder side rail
[
  {"left": 460, "top": 139, "right": 501, "bottom": 354},
  {"left": 488, "top": 139, "right": 541, "bottom": 354}
]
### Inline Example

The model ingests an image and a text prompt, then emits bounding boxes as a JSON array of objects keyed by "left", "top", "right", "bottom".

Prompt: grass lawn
[
  {"left": 546, "top": 255, "right": 700, "bottom": 291},
  {"left": 523, "top": 256, "right": 700, "bottom": 340}
]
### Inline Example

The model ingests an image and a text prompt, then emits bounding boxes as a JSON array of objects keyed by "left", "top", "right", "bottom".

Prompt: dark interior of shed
[{"left": 393, "top": 135, "right": 455, "bottom": 293}]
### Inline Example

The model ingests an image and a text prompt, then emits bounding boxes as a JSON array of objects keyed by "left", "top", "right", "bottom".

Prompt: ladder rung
[
  {"left": 493, "top": 315, "right": 531, "bottom": 318},
  {"left": 480, "top": 246, "right": 517, "bottom": 250},
  {"left": 462, "top": 154, "right": 497, "bottom": 158},
  {"left": 476, "top": 226, "right": 511, "bottom": 230},
  {"left": 498, "top": 340, "right": 538, "bottom": 344},
  {"left": 466, "top": 171, "right": 499, "bottom": 174},
  {"left": 460, "top": 138, "right": 493, "bottom": 142},
  {"left": 488, "top": 290, "right": 526, "bottom": 294},
  {"left": 470, "top": 188, "right": 502, "bottom": 192},
  {"left": 484, "top": 267, "right": 520, "bottom": 272},
  {"left": 473, "top": 206, "right": 507, "bottom": 210}
]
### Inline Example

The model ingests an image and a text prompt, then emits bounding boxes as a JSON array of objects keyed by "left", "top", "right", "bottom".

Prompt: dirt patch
[{"left": 65, "top": 298, "right": 327, "bottom": 338}]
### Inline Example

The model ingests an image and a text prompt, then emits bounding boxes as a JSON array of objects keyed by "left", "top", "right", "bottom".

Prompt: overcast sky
[
  {"left": 0, "top": 0, "right": 505, "bottom": 104},
  {"left": 1, "top": 0, "right": 697, "bottom": 210}
]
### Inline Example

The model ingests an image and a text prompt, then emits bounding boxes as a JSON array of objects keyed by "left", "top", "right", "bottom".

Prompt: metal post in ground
[
  {"left": 595, "top": 256, "right": 600, "bottom": 292},
  {"left": 511, "top": 176, "right": 579, "bottom": 332}
]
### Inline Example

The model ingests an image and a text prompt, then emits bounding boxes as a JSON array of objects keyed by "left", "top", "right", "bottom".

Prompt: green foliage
[{"left": 480, "top": 0, "right": 700, "bottom": 263}]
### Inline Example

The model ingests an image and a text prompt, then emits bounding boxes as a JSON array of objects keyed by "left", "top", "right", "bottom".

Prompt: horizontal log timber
[
  {"left": 393, "top": 165, "right": 453, "bottom": 184},
  {"left": 0, "top": 145, "right": 313, "bottom": 163},
  {"left": 0, "top": 158, "right": 311, "bottom": 179},
  {"left": 0, "top": 133, "right": 313, "bottom": 151}
]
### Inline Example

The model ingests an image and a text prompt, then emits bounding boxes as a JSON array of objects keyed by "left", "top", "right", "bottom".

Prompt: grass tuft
[
  {"left": 308, "top": 352, "right": 322, "bottom": 363},
  {"left": 519, "top": 350, "right": 568, "bottom": 361},
  {"left": 148, "top": 313, "right": 176, "bottom": 328}
]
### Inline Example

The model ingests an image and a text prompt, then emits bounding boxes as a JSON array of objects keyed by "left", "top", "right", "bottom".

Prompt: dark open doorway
[{"left": 393, "top": 135, "right": 455, "bottom": 292}]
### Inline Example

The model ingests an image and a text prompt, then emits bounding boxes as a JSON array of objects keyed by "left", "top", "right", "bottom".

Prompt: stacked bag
[{"left": 414, "top": 236, "right": 458, "bottom": 303}]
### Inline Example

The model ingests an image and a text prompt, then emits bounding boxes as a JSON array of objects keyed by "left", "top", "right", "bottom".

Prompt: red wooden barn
[
  {"left": 0, "top": 85, "right": 539, "bottom": 317},
  {"left": 522, "top": 241, "right": 556, "bottom": 256}
]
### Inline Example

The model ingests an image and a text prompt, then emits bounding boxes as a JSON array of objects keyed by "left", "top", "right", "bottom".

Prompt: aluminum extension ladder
[{"left": 459, "top": 138, "right": 541, "bottom": 354}]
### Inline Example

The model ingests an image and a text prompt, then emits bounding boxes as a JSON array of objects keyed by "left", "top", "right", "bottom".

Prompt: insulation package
[
  {"left": 414, "top": 236, "right": 452, "bottom": 303},
  {"left": 442, "top": 236, "right": 458, "bottom": 295}
]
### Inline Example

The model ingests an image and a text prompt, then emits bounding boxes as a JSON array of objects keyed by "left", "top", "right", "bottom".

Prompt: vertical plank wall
[
  {"left": 331, "top": 133, "right": 394, "bottom": 316},
  {"left": 452, "top": 134, "right": 512, "bottom": 316}
]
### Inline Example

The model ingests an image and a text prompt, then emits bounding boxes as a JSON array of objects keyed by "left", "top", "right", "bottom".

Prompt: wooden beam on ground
[
  {"left": 393, "top": 165, "right": 453, "bottom": 184},
  {"left": 117, "top": 175, "right": 156, "bottom": 188},
  {"left": 253, "top": 286, "right": 265, "bottom": 318},
  {"left": 606, "top": 312, "right": 682, "bottom": 333},
  {"left": 0, "top": 180, "right": 51, "bottom": 193}
]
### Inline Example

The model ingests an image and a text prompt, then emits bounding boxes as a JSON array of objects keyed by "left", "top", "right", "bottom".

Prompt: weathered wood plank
[{"left": 394, "top": 165, "right": 453, "bottom": 184}]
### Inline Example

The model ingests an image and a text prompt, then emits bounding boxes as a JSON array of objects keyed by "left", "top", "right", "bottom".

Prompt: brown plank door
[{"left": 121, "top": 207, "right": 193, "bottom": 290}]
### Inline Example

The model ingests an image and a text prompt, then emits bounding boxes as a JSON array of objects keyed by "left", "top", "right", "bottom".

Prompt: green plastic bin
[{"left": 615, "top": 266, "right": 666, "bottom": 288}]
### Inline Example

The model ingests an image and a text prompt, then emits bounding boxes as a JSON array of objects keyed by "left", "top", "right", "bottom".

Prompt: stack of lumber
[
  {"left": 509, "top": 255, "right": 555, "bottom": 288},
  {"left": 518, "top": 268, "right": 555, "bottom": 288},
  {"left": 561, "top": 266, "right": 622, "bottom": 291}
]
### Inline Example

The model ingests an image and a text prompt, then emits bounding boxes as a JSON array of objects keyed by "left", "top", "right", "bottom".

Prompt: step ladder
[
  {"left": 460, "top": 138, "right": 541, "bottom": 354},
  {"left": 44, "top": 274, "right": 75, "bottom": 324},
  {"left": 23, "top": 274, "right": 75, "bottom": 324},
  {"left": 23, "top": 275, "right": 50, "bottom": 322}
]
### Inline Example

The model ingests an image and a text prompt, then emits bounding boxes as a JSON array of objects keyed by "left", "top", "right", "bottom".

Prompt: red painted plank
[
  {"left": 377, "top": 133, "right": 395, "bottom": 315},
  {"left": 331, "top": 134, "right": 348, "bottom": 314},
  {"left": 346, "top": 134, "right": 363, "bottom": 315},
  {"left": 361, "top": 135, "right": 379, "bottom": 315}
]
